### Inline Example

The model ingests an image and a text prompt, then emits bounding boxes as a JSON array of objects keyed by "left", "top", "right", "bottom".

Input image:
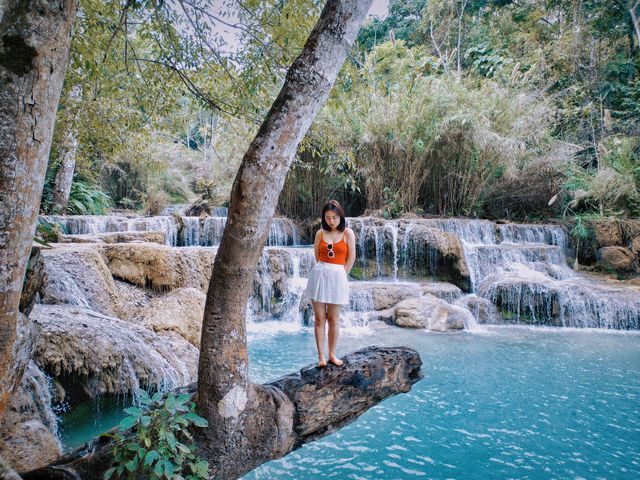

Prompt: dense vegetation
[{"left": 42, "top": 0, "right": 640, "bottom": 222}]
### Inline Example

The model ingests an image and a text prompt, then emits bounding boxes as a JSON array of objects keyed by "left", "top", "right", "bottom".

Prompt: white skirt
[{"left": 302, "top": 261, "right": 349, "bottom": 305}]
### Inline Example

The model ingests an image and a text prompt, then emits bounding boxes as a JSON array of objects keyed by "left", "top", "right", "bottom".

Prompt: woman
[{"left": 303, "top": 200, "right": 356, "bottom": 367}]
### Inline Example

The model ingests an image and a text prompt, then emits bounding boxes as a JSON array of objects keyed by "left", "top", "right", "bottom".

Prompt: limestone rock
[
  {"left": 101, "top": 243, "right": 216, "bottom": 291},
  {"left": 0, "top": 363, "right": 61, "bottom": 473},
  {"left": 598, "top": 246, "right": 636, "bottom": 274},
  {"left": 133, "top": 288, "right": 206, "bottom": 346},
  {"left": 420, "top": 282, "right": 463, "bottom": 302},
  {"left": 40, "top": 245, "right": 122, "bottom": 318},
  {"left": 457, "top": 296, "right": 500, "bottom": 324},
  {"left": 349, "top": 282, "right": 421, "bottom": 311},
  {"left": 31, "top": 304, "right": 198, "bottom": 401},
  {"left": 394, "top": 295, "right": 470, "bottom": 331},
  {"left": 58, "top": 231, "right": 166, "bottom": 245},
  {"left": 402, "top": 225, "right": 472, "bottom": 292}
]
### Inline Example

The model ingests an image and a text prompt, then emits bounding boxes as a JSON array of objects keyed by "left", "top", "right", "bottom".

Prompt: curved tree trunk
[
  {"left": 197, "top": 0, "right": 373, "bottom": 477},
  {"left": 0, "top": 0, "right": 78, "bottom": 419}
]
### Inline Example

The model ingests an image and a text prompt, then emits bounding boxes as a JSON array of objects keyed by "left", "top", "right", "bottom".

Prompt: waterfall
[
  {"left": 178, "top": 216, "right": 298, "bottom": 247},
  {"left": 41, "top": 215, "right": 178, "bottom": 246},
  {"left": 421, "top": 218, "right": 496, "bottom": 245}
]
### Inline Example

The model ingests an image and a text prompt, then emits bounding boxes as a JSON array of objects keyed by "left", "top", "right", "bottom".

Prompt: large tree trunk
[
  {"left": 0, "top": 0, "right": 78, "bottom": 420},
  {"left": 197, "top": 0, "right": 372, "bottom": 477}
]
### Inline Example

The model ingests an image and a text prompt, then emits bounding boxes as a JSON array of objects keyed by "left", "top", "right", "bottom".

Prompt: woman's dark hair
[{"left": 321, "top": 200, "right": 346, "bottom": 232}]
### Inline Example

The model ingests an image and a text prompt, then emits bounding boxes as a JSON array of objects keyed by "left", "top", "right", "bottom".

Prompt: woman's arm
[
  {"left": 313, "top": 229, "right": 321, "bottom": 262},
  {"left": 344, "top": 228, "right": 356, "bottom": 274}
]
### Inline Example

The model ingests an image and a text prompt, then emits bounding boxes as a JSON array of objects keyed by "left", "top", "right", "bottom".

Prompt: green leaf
[
  {"left": 144, "top": 449, "right": 160, "bottom": 467},
  {"left": 103, "top": 467, "right": 116, "bottom": 480},
  {"left": 125, "top": 442, "right": 142, "bottom": 452},
  {"left": 166, "top": 431, "right": 177, "bottom": 452},
  {"left": 163, "top": 459, "right": 175, "bottom": 478},
  {"left": 125, "top": 407, "right": 143, "bottom": 417},
  {"left": 125, "top": 457, "right": 139, "bottom": 472},
  {"left": 118, "top": 415, "right": 138, "bottom": 430},
  {"left": 152, "top": 391, "right": 164, "bottom": 403},
  {"left": 141, "top": 415, "right": 152, "bottom": 427},
  {"left": 184, "top": 412, "right": 208, "bottom": 428},
  {"left": 153, "top": 458, "right": 164, "bottom": 477}
]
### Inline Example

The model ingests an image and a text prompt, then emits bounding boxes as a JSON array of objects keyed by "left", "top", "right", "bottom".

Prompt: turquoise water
[
  {"left": 244, "top": 325, "right": 640, "bottom": 480},
  {"left": 59, "top": 394, "right": 129, "bottom": 450}
]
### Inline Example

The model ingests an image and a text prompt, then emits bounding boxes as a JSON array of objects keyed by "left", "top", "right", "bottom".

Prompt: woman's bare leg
[
  {"left": 327, "top": 303, "right": 343, "bottom": 366},
  {"left": 312, "top": 301, "right": 327, "bottom": 366}
]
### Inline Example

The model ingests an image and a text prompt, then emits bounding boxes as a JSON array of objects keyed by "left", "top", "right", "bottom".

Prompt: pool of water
[{"left": 244, "top": 325, "right": 640, "bottom": 480}]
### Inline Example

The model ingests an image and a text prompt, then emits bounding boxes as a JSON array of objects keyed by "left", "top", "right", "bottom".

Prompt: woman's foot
[
  {"left": 328, "top": 355, "right": 343, "bottom": 367},
  {"left": 318, "top": 356, "right": 327, "bottom": 368}
]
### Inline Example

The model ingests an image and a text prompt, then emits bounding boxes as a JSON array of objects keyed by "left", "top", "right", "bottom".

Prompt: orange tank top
[{"left": 318, "top": 230, "right": 348, "bottom": 265}]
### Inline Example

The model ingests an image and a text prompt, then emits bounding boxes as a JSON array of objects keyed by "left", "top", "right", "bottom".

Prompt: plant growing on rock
[{"left": 104, "top": 389, "right": 209, "bottom": 480}]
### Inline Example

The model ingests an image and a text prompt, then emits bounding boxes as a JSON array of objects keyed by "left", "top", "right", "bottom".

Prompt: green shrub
[
  {"left": 67, "top": 180, "right": 112, "bottom": 215},
  {"left": 104, "top": 389, "right": 209, "bottom": 480}
]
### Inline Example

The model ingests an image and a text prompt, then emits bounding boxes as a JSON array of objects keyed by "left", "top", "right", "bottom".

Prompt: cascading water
[
  {"left": 42, "top": 215, "right": 178, "bottom": 246},
  {"left": 42, "top": 214, "right": 299, "bottom": 248}
]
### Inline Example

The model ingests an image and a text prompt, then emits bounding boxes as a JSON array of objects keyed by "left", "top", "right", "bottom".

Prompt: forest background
[{"left": 42, "top": 0, "right": 640, "bottom": 227}]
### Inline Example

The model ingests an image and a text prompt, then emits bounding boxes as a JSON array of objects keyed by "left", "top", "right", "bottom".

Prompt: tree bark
[
  {"left": 22, "top": 346, "right": 423, "bottom": 480},
  {"left": 51, "top": 86, "right": 81, "bottom": 214},
  {"left": 0, "top": 0, "right": 78, "bottom": 420},
  {"left": 196, "top": 0, "right": 372, "bottom": 477}
]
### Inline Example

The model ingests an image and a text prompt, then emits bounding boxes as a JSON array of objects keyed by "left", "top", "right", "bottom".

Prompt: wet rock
[
  {"left": 400, "top": 225, "right": 471, "bottom": 292},
  {"left": 393, "top": 295, "right": 470, "bottom": 331},
  {"left": 101, "top": 243, "right": 216, "bottom": 291},
  {"left": 597, "top": 246, "right": 636, "bottom": 274},
  {"left": 40, "top": 245, "right": 122, "bottom": 318},
  {"left": 420, "top": 282, "right": 463, "bottom": 302},
  {"left": 19, "top": 247, "right": 47, "bottom": 316},
  {"left": 0, "top": 363, "right": 60, "bottom": 473},
  {"left": 478, "top": 268, "right": 561, "bottom": 326},
  {"left": 133, "top": 288, "right": 206, "bottom": 346},
  {"left": 349, "top": 282, "right": 421, "bottom": 310},
  {"left": 113, "top": 280, "right": 157, "bottom": 320},
  {"left": 58, "top": 231, "right": 166, "bottom": 245},
  {"left": 457, "top": 296, "right": 500, "bottom": 324},
  {"left": 31, "top": 304, "right": 198, "bottom": 401}
]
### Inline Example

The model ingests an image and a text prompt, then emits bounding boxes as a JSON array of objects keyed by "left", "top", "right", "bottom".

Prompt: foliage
[
  {"left": 313, "top": 41, "right": 565, "bottom": 217},
  {"left": 35, "top": 218, "right": 61, "bottom": 244},
  {"left": 562, "top": 136, "right": 640, "bottom": 217},
  {"left": 104, "top": 389, "right": 209, "bottom": 480},
  {"left": 66, "top": 180, "right": 113, "bottom": 215}
]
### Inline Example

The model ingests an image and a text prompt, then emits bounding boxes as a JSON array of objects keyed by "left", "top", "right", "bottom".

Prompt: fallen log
[{"left": 22, "top": 346, "right": 422, "bottom": 480}]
